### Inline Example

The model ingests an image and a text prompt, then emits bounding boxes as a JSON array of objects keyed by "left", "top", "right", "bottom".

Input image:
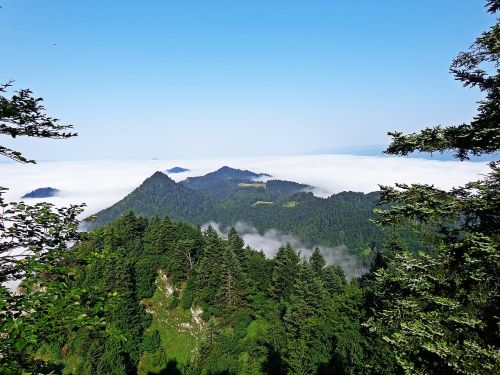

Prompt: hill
[
  {"left": 167, "top": 167, "right": 190, "bottom": 173},
  {"left": 86, "top": 172, "right": 214, "bottom": 228},
  {"left": 22, "top": 187, "right": 60, "bottom": 199},
  {"left": 181, "top": 166, "right": 271, "bottom": 198}
]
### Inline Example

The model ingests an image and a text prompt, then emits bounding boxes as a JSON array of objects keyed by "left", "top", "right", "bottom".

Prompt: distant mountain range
[
  {"left": 22, "top": 187, "right": 60, "bottom": 199},
  {"left": 318, "top": 144, "right": 498, "bottom": 161},
  {"left": 86, "top": 166, "right": 382, "bottom": 262}
]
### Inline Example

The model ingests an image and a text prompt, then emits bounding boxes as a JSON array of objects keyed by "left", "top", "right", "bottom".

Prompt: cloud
[
  {"left": 0, "top": 154, "right": 490, "bottom": 219},
  {"left": 202, "top": 221, "right": 367, "bottom": 279}
]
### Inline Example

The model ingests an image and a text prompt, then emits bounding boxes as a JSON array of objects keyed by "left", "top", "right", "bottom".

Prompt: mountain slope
[
  {"left": 180, "top": 166, "right": 307, "bottom": 199},
  {"left": 86, "top": 172, "right": 214, "bottom": 228}
]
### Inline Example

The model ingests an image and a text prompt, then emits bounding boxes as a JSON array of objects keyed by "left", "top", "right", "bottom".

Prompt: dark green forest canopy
[{"left": 36, "top": 210, "right": 395, "bottom": 374}]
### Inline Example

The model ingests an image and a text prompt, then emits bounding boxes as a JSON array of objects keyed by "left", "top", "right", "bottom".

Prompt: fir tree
[
  {"left": 366, "top": 3, "right": 500, "bottom": 373},
  {"left": 227, "top": 227, "right": 249, "bottom": 274},
  {"left": 310, "top": 247, "right": 326, "bottom": 275},
  {"left": 196, "top": 226, "right": 225, "bottom": 306},
  {"left": 218, "top": 246, "right": 248, "bottom": 311},
  {"left": 322, "top": 265, "right": 346, "bottom": 296},
  {"left": 270, "top": 244, "right": 300, "bottom": 302},
  {"left": 283, "top": 262, "right": 328, "bottom": 374}
]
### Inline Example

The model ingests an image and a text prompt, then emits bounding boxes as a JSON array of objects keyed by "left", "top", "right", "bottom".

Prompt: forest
[
  {"left": 87, "top": 168, "right": 384, "bottom": 265},
  {"left": 0, "top": 1, "right": 499, "bottom": 374}
]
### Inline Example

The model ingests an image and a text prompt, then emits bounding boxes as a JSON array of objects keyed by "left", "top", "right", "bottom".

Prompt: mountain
[
  {"left": 167, "top": 166, "right": 190, "bottom": 173},
  {"left": 86, "top": 172, "right": 214, "bottom": 228},
  {"left": 319, "top": 144, "right": 498, "bottom": 161},
  {"left": 22, "top": 187, "right": 60, "bottom": 199},
  {"left": 189, "top": 165, "right": 270, "bottom": 181},
  {"left": 88, "top": 168, "right": 382, "bottom": 261},
  {"left": 180, "top": 166, "right": 301, "bottom": 199}
]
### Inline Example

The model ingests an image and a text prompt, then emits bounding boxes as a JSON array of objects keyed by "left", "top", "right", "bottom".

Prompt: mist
[{"left": 203, "top": 221, "right": 367, "bottom": 280}]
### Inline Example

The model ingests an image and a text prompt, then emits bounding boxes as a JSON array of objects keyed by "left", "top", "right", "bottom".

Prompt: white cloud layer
[
  {"left": 203, "top": 221, "right": 367, "bottom": 279},
  {"left": 0, "top": 154, "right": 490, "bottom": 219}
]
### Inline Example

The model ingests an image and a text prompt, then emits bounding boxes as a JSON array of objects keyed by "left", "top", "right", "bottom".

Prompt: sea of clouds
[
  {"left": 0, "top": 154, "right": 490, "bottom": 219},
  {"left": 0, "top": 154, "right": 491, "bottom": 282}
]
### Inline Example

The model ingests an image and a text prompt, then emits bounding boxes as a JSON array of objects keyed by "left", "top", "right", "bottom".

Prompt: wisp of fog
[{"left": 203, "top": 221, "right": 367, "bottom": 279}]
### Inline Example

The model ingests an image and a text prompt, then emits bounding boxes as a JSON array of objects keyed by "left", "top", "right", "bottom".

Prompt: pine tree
[
  {"left": 270, "top": 244, "right": 300, "bottom": 302},
  {"left": 227, "top": 227, "right": 249, "bottom": 273},
  {"left": 218, "top": 246, "right": 248, "bottom": 311},
  {"left": 196, "top": 226, "right": 225, "bottom": 306},
  {"left": 310, "top": 247, "right": 326, "bottom": 275}
]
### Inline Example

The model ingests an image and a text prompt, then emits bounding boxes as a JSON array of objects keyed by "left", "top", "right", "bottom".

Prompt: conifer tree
[
  {"left": 310, "top": 247, "right": 326, "bottom": 275},
  {"left": 156, "top": 216, "right": 177, "bottom": 261},
  {"left": 270, "top": 244, "right": 300, "bottom": 302},
  {"left": 104, "top": 258, "right": 148, "bottom": 364},
  {"left": 322, "top": 265, "right": 347, "bottom": 296},
  {"left": 196, "top": 226, "right": 225, "bottom": 306},
  {"left": 283, "top": 262, "right": 328, "bottom": 374},
  {"left": 227, "top": 227, "right": 249, "bottom": 273},
  {"left": 218, "top": 246, "right": 248, "bottom": 311},
  {"left": 143, "top": 217, "right": 162, "bottom": 256},
  {"left": 366, "top": 2, "right": 500, "bottom": 373},
  {"left": 169, "top": 239, "right": 197, "bottom": 283}
]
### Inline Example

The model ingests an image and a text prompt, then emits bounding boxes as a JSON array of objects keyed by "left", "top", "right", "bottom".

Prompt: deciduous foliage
[
  {"left": 0, "top": 82, "right": 103, "bottom": 373},
  {"left": 0, "top": 81, "right": 76, "bottom": 163},
  {"left": 0, "top": 193, "right": 105, "bottom": 373}
]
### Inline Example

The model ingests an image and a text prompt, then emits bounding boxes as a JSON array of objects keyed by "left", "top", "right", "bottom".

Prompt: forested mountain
[
  {"left": 88, "top": 168, "right": 381, "bottom": 262},
  {"left": 2, "top": 2, "right": 498, "bottom": 373},
  {"left": 180, "top": 166, "right": 275, "bottom": 199},
  {"left": 87, "top": 171, "right": 215, "bottom": 227}
]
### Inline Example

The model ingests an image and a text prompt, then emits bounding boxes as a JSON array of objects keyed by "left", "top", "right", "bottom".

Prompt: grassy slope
[{"left": 138, "top": 272, "right": 206, "bottom": 374}]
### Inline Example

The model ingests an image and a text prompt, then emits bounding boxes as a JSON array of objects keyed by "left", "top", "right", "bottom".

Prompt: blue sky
[{"left": 1, "top": 1, "right": 495, "bottom": 160}]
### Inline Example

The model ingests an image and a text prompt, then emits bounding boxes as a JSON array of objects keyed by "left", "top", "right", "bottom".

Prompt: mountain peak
[
  {"left": 133, "top": 171, "right": 178, "bottom": 189},
  {"left": 150, "top": 171, "right": 168, "bottom": 178},
  {"left": 210, "top": 166, "right": 271, "bottom": 179}
]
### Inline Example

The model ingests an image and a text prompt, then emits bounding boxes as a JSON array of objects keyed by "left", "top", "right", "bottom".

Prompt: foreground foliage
[
  {"left": 366, "top": 2, "right": 500, "bottom": 373},
  {"left": 32, "top": 212, "right": 394, "bottom": 374}
]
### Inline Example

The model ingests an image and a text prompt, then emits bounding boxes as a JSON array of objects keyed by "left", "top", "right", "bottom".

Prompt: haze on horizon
[{"left": 0, "top": 1, "right": 495, "bottom": 161}]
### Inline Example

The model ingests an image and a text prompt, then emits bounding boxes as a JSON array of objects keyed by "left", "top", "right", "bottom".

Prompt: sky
[{"left": 0, "top": 1, "right": 496, "bottom": 160}]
